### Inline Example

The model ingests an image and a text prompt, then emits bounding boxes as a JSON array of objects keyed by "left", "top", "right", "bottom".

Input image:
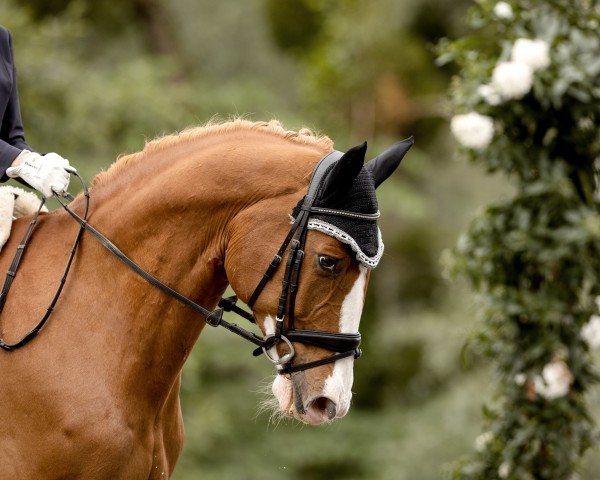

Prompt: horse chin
[{"left": 272, "top": 374, "right": 294, "bottom": 412}]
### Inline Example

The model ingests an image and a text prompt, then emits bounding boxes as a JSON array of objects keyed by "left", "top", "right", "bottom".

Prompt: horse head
[{"left": 225, "top": 137, "right": 414, "bottom": 424}]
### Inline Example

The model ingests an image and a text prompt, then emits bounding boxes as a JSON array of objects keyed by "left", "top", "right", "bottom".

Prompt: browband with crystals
[{"left": 301, "top": 205, "right": 380, "bottom": 221}]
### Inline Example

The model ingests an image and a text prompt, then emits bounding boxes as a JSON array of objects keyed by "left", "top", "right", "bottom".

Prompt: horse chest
[{"left": 0, "top": 384, "right": 180, "bottom": 479}]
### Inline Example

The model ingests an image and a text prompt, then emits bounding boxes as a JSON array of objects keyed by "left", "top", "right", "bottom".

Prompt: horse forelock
[{"left": 91, "top": 118, "right": 334, "bottom": 188}]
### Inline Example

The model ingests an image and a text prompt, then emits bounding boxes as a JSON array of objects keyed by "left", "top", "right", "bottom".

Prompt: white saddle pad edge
[{"left": 0, "top": 186, "right": 48, "bottom": 252}]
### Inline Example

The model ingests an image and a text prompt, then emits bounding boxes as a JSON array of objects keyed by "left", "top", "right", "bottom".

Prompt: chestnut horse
[{"left": 0, "top": 120, "right": 410, "bottom": 479}]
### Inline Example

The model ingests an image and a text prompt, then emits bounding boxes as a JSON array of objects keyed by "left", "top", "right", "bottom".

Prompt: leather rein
[{"left": 0, "top": 152, "right": 366, "bottom": 374}]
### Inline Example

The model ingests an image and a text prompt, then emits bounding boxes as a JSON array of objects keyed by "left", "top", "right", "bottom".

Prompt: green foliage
[
  {"left": 440, "top": 1, "right": 600, "bottom": 478},
  {"left": 4, "top": 3, "right": 190, "bottom": 175},
  {"left": 386, "top": 222, "right": 446, "bottom": 307},
  {"left": 2, "top": 0, "right": 302, "bottom": 183},
  {"left": 264, "top": 0, "right": 324, "bottom": 55},
  {"left": 265, "top": 0, "right": 472, "bottom": 142}
]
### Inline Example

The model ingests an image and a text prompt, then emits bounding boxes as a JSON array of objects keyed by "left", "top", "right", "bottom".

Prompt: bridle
[
  {"left": 238, "top": 149, "right": 370, "bottom": 373},
  {"left": 0, "top": 150, "right": 371, "bottom": 375}
]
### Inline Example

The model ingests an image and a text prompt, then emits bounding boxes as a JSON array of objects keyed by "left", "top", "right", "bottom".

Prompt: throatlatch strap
[{"left": 246, "top": 216, "right": 301, "bottom": 309}]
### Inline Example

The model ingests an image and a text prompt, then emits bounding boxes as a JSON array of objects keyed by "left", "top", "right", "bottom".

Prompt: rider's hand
[{"left": 6, "top": 150, "right": 72, "bottom": 198}]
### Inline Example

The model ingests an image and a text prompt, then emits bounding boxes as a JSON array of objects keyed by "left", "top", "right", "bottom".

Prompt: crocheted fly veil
[{"left": 292, "top": 137, "right": 414, "bottom": 268}]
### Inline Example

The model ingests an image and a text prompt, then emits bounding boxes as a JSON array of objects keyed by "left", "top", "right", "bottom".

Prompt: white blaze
[
  {"left": 263, "top": 315, "right": 280, "bottom": 362},
  {"left": 263, "top": 315, "right": 276, "bottom": 336},
  {"left": 323, "top": 265, "right": 368, "bottom": 416},
  {"left": 268, "top": 266, "right": 368, "bottom": 418},
  {"left": 339, "top": 265, "right": 368, "bottom": 333}
]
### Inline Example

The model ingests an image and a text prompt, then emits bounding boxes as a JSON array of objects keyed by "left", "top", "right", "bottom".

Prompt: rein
[
  {"left": 0, "top": 189, "right": 89, "bottom": 351},
  {"left": 0, "top": 155, "right": 364, "bottom": 374}
]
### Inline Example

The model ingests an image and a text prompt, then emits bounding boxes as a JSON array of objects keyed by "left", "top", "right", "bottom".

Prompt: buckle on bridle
[{"left": 262, "top": 334, "right": 295, "bottom": 366}]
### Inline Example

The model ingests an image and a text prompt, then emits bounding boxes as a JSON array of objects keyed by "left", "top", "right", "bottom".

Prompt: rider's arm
[
  {"left": 0, "top": 27, "right": 31, "bottom": 182},
  {"left": 0, "top": 26, "right": 72, "bottom": 198}
]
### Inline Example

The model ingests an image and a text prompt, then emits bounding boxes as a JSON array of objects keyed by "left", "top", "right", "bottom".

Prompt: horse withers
[{"left": 0, "top": 120, "right": 412, "bottom": 479}]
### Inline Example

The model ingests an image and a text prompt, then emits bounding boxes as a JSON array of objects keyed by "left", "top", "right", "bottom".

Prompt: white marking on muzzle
[
  {"left": 266, "top": 315, "right": 293, "bottom": 410},
  {"left": 263, "top": 315, "right": 277, "bottom": 358},
  {"left": 322, "top": 265, "right": 368, "bottom": 416}
]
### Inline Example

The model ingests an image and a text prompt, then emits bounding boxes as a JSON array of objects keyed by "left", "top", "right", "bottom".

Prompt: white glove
[{"left": 6, "top": 150, "right": 73, "bottom": 198}]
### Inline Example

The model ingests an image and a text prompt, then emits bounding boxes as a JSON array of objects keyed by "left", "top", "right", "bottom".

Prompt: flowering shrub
[
  {"left": 438, "top": 1, "right": 600, "bottom": 478},
  {"left": 450, "top": 112, "right": 495, "bottom": 149}
]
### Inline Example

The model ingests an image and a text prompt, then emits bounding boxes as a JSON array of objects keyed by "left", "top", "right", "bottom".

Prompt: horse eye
[{"left": 318, "top": 255, "right": 338, "bottom": 272}]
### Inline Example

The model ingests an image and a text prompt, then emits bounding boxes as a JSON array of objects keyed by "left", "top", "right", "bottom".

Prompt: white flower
[
  {"left": 492, "top": 61, "right": 534, "bottom": 100},
  {"left": 450, "top": 112, "right": 495, "bottom": 149},
  {"left": 498, "top": 461, "right": 511, "bottom": 479},
  {"left": 533, "top": 360, "right": 573, "bottom": 400},
  {"left": 474, "top": 431, "right": 494, "bottom": 452},
  {"left": 514, "top": 373, "right": 527, "bottom": 386},
  {"left": 581, "top": 315, "right": 600, "bottom": 349},
  {"left": 477, "top": 84, "right": 503, "bottom": 106},
  {"left": 493, "top": 2, "right": 513, "bottom": 19},
  {"left": 512, "top": 38, "right": 551, "bottom": 71}
]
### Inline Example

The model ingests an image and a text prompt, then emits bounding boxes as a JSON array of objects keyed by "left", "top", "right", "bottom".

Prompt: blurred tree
[
  {"left": 386, "top": 223, "right": 445, "bottom": 307},
  {"left": 23, "top": 0, "right": 70, "bottom": 18},
  {"left": 3, "top": 0, "right": 298, "bottom": 176},
  {"left": 264, "top": 0, "right": 324, "bottom": 56},
  {"left": 24, "top": 0, "right": 184, "bottom": 63},
  {"left": 442, "top": 1, "right": 600, "bottom": 478},
  {"left": 264, "top": 0, "right": 471, "bottom": 141}
]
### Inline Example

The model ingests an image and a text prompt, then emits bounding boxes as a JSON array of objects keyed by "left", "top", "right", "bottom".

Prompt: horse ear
[
  {"left": 365, "top": 137, "right": 414, "bottom": 189},
  {"left": 319, "top": 142, "right": 367, "bottom": 201}
]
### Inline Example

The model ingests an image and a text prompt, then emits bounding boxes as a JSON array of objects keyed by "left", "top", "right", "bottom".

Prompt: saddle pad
[{"left": 0, "top": 186, "right": 47, "bottom": 253}]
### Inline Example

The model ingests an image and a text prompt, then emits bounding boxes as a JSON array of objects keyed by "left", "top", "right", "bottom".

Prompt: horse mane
[{"left": 92, "top": 118, "right": 334, "bottom": 187}]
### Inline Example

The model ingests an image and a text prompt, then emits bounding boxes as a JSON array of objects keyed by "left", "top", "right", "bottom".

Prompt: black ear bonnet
[
  {"left": 292, "top": 165, "right": 382, "bottom": 268},
  {"left": 291, "top": 137, "right": 413, "bottom": 268}
]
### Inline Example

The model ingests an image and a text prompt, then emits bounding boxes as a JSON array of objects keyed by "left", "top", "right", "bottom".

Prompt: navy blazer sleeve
[{"left": 0, "top": 26, "right": 31, "bottom": 181}]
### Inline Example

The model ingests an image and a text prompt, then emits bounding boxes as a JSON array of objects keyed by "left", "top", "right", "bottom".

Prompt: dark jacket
[{"left": 0, "top": 25, "right": 31, "bottom": 180}]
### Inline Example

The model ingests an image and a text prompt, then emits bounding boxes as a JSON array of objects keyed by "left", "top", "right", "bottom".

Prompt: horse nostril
[
  {"left": 325, "top": 399, "right": 337, "bottom": 420},
  {"left": 310, "top": 396, "right": 337, "bottom": 420}
]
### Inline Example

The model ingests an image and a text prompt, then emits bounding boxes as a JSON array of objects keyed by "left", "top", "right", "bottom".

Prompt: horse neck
[
  {"left": 68, "top": 132, "right": 322, "bottom": 401},
  {"left": 87, "top": 132, "right": 318, "bottom": 291}
]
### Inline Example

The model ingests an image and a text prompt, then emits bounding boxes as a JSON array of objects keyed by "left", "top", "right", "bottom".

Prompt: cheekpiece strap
[{"left": 246, "top": 150, "right": 343, "bottom": 311}]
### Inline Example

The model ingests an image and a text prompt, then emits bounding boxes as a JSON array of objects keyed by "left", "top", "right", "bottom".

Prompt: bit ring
[{"left": 262, "top": 335, "right": 295, "bottom": 366}]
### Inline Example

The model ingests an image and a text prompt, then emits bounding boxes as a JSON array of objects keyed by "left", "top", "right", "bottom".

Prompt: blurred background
[{"left": 2, "top": 1, "right": 598, "bottom": 478}]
